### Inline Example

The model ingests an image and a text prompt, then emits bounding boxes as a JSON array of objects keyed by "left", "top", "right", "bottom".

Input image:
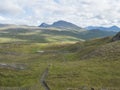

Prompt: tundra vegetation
[{"left": 0, "top": 27, "right": 119, "bottom": 90}]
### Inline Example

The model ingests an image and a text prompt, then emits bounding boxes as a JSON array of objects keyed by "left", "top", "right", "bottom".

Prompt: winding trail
[
  {"left": 40, "top": 66, "right": 50, "bottom": 90},
  {"left": 40, "top": 50, "right": 68, "bottom": 90}
]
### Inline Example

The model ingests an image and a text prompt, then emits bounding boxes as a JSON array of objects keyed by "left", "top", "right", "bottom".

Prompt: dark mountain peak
[
  {"left": 53, "top": 20, "right": 72, "bottom": 25},
  {"left": 53, "top": 20, "right": 67, "bottom": 23},
  {"left": 39, "top": 20, "right": 82, "bottom": 30},
  {"left": 111, "top": 25, "right": 118, "bottom": 27},
  {"left": 39, "top": 23, "right": 49, "bottom": 27},
  {"left": 52, "top": 20, "right": 81, "bottom": 29},
  {"left": 110, "top": 25, "right": 119, "bottom": 29},
  {"left": 86, "top": 25, "right": 120, "bottom": 32}
]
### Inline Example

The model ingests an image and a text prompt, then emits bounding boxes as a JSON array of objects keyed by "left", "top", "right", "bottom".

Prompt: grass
[
  {"left": 0, "top": 39, "right": 119, "bottom": 90},
  {"left": 0, "top": 27, "right": 84, "bottom": 43},
  {"left": 0, "top": 37, "right": 26, "bottom": 43},
  {"left": 48, "top": 59, "right": 120, "bottom": 90},
  {"left": 0, "top": 27, "right": 119, "bottom": 90}
]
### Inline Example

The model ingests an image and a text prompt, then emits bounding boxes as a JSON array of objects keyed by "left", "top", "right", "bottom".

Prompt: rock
[
  {"left": 112, "top": 32, "right": 120, "bottom": 41},
  {"left": 0, "top": 63, "right": 26, "bottom": 70}
]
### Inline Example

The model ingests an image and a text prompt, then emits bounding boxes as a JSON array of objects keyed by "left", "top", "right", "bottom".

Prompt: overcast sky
[{"left": 0, "top": 0, "right": 120, "bottom": 27}]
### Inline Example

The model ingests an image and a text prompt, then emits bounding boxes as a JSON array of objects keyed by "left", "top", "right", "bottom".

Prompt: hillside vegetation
[
  {"left": 0, "top": 29, "right": 119, "bottom": 90},
  {"left": 0, "top": 23, "right": 117, "bottom": 44}
]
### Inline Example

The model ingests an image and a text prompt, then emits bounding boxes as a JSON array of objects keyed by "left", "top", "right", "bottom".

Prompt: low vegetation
[
  {"left": 0, "top": 35, "right": 119, "bottom": 90},
  {"left": 0, "top": 27, "right": 119, "bottom": 90}
]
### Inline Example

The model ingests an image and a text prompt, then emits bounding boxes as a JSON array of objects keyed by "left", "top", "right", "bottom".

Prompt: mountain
[
  {"left": 51, "top": 20, "right": 81, "bottom": 29},
  {"left": 77, "top": 29, "right": 117, "bottom": 40},
  {"left": 0, "top": 22, "right": 117, "bottom": 43},
  {"left": 39, "top": 20, "right": 85, "bottom": 31},
  {"left": 0, "top": 24, "right": 10, "bottom": 27},
  {"left": 39, "top": 23, "right": 49, "bottom": 27},
  {"left": 86, "top": 25, "right": 120, "bottom": 32}
]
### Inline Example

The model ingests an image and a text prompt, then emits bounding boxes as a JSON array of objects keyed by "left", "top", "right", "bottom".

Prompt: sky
[{"left": 0, "top": 0, "right": 120, "bottom": 27}]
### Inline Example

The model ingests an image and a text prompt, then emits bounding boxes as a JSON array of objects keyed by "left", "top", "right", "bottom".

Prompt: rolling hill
[
  {"left": 61, "top": 32, "right": 120, "bottom": 61},
  {"left": 86, "top": 25, "right": 120, "bottom": 32},
  {"left": 0, "top": 23, "right": 117, "bottom": 43},
  {"left": 75, "top": 29, "right": 117, "bottom": 40},
  {"left": 39, "top": 20, "right": 85, "bottom": 32},
  {"left": 0, "top": 27, "right": 119, "bottom": 89}
]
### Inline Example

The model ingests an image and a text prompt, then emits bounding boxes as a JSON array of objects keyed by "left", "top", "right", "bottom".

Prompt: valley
[
  {"left": 0, "top": 23, "right": 119, "bottom": 90},
  {"left": 0, "top": 0, "right": 120, "bottom": 89}
]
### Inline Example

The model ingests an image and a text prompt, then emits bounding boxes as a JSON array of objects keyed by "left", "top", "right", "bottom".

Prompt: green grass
[
  {"left": 0, "top": 38, "right": 119, "bottom": 90},
  {"left": 0, "top": 26, "right": 116, "bottom": 43},
  {"left": 0, "top": 27, "right": 84, "bottom": 43},
  {"left": 0, "top": 37, "right": 26, "bottom": 43},
  {"left": 48, "top": 59, "right": 120, "bottom": 90},
  {"left": 0, "top": 27, "right": 119, "bottom": 90}
]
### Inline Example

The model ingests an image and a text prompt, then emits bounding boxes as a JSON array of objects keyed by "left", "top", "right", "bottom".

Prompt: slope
[{"left": 39, "top": 20, "right": 85, "bottom": 32}]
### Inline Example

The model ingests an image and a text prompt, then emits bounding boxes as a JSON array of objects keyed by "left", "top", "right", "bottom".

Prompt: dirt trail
[{"left": 40, "top": 66, "right": 50, "bottom": 90}]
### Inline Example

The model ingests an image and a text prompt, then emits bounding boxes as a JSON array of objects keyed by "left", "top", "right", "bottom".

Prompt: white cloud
[
  {"left": 0, "top": 0, "right": 25, "bottom": 16},
  {"left": 0, "top": 16, "right": 6, "bottom": 21},
  {"left": 0, "top": 0, "right": 120, "bottom": 27}
]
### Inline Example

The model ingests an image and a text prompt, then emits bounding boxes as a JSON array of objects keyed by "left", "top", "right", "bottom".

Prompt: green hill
[
  {"left": 0, "top": 25, "right": 117, "bottom": 44},
  {"left": 61, "top": 36, "right": 120, "bottom": 60},
  {"left": 0, "top": 26, "right": 83, "bottom": 43},
  {"left": 0, "top": 26, "right": 119, "bottom": 90}
]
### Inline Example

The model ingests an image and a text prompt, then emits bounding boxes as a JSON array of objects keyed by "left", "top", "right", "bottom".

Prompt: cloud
[
  {"left": 0, "top": 0, "right": 25, "bottom": 16},
  {"left": 0, "top": 0, "right": 120, "bottom": 27},
  {"left": 0, "top": 16, "right": 6, "bottom": 21}
]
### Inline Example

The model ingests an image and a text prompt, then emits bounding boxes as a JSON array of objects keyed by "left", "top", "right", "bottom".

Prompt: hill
[
  {"left": 77, "top": 29, "right": 117, "bottom": 40},
  {"left": 86, "top": 25, "right": 120, "bottom": 32},
  {"left": 62, "top": 32, "right": 120, "bottom": 60},
  {"left": 39, "top": 20, "right": 85, "bottom": 32},
  {"left": 0, "top": 24, "right": 117, "bottom": 43},
  {"left": 0, "top": 24, "right": 9, "bottom": 27},
  {"left": 0, "top": 25, "right": 84, "bottom": 43},
  {"left": 0, "top": 30, "right": 119, "bottom": 89},
  {"left": 112, "top": 31, "right": 120, "bottom": 41}
]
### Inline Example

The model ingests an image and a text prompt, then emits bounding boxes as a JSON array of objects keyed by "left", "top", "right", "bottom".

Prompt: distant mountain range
[
  {"left": 39, "top": 20, "right": 118, "bottom": 39},
  {"left": 40, "top": 21, "right": 120, "bottom": 32},
  {"left": 39, "top": 20, "right": 85, "bottom": 32},
  {"left": 85, "top": 25, "right": 120, "bottom": 32},
  {"left": 0, "top": 24, "right": 11, "bottom": 27},
  {"left": 78, "top": 29, "right": 117, "bottom": 40},
  {"left": 0, "top": 20, "right": 118, "bottom": 42}
]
